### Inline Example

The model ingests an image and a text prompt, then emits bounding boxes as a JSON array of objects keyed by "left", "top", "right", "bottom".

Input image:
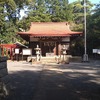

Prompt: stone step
[{"left": 40, "top": 57, "right": 56, "bottom": 63}]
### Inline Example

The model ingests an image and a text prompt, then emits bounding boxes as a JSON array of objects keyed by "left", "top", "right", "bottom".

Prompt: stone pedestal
[{"left": 60, "top": 55, "right": 69, "bottom": 64}]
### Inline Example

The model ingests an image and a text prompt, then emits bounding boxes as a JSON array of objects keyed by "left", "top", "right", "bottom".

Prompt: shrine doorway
[{"left": 40, "top": 41, "right": 55, "bottom": 56}]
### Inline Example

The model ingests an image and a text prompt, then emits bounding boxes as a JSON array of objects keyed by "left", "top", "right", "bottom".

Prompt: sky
[{"left": 69, "top": 0, "right": 100, "bottom": 4}]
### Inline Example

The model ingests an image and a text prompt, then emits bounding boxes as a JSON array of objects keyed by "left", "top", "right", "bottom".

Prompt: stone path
[{"left": 5, "top": 60, "right": 100, "bottom": 100}]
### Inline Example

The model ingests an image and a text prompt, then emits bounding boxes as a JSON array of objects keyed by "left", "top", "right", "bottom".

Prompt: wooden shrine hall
[{"left": 17, "top": 22, "right": 82, "bottom": 57}]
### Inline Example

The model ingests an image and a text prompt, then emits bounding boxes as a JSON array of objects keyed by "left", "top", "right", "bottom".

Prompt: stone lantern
[
  {"left": 61, "top": 45, "right": 69, "bottom": 64},
  {"left": 34, "top": 45, "right": 41, "bottom": 61}
]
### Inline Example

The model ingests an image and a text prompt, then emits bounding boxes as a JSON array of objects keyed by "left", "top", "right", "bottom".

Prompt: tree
[
  {"left": 0, "top": 0, "right": 17, "bottom": 43},
  {"left": 0, "top": 0, "right": 32, "bottom": 43},
  {"left": 23, "top": 0, "right": 74, "bottom": 22},
  {"left": 72, "top": 0, "right": 93, "bottom": 24},
  {"left": 69, "top": 0, "right": 94, "bottom": 56},
  {"left": 23, "top": 0, "right": 51, "bottom": 22},
  {"left": 86, "top": 3, "right": 100, "bottom": 54}
]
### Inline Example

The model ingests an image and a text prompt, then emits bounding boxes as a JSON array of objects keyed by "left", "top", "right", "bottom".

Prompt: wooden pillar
[
  {"left": 40, "top": 41, "right": 42, "bottom": 56},
  {"left": 6, "top": 48, "right": 8, "bottom": 57},
  {"left": 58, "top": 43, "right": 61, "bottom": 55},
  {"left": 10, "top": 47, "right": 13, "bottom": 60},
  {"left": 2, "top": 47, "right": 4, "bottom": 56}
]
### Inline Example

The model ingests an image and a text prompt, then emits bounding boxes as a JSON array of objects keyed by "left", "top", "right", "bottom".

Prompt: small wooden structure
[
  {"left": 0, "top": 42, "right": 28, "bottom": 60},
  {"left": 0, "top": 44, "right": 17, "bottom": 60}
]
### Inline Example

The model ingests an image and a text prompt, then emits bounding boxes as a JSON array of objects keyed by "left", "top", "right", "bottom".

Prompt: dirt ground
[{"left": 4, "top": 60, "right": 100, "bottom": 100}]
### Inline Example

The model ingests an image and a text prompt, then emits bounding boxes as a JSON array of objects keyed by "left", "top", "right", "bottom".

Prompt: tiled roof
[{"left": 18, "top": 22, "right": 82, "bottom": 37}]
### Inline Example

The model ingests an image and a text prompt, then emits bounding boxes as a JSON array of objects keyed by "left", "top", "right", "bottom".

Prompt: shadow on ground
[
  {"left": 4, "top": 61, "right": 100, "bottom": 100},
  {"left": 5, "top": 70, "right": 41, "bottom": 100},
  {"left": 37, "top": 62, "right": 100, "bottom": 100}
]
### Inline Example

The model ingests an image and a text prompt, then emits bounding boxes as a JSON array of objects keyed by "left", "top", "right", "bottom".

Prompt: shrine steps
[{"left": 40, "top": 57, "right": 56, "bottom": 63}]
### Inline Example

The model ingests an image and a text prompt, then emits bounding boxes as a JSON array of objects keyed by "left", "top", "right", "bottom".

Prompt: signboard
[
  {"left": 30, "top": 37, "right": 39, "bottom": 42},
  {"left": 93, "top": 49, "right": 98, "bottom": 53},
  {"left": 97, "top": 49, "right": 100, "bottom": 54},
  {"left": 62, "top": 37, "right": 70, "bottom": 42},
  {"left": 15, "top": 48, "right": 19, "bottom": 54},
  {"left": 22, "top": 49, "right": 32, "bottom": 55}
]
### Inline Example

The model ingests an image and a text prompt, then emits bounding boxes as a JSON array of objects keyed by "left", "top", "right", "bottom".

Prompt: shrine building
[{"left": 17, "top": 22, "right": 82, "bottom": 57}]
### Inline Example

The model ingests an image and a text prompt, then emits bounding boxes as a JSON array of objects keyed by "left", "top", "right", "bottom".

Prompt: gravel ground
[{"left": 4, "top": 60, "right": 100, "bottom": 100}]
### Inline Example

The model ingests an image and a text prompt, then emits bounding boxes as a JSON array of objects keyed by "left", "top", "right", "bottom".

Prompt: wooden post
[
  {"left": 0, "top": 48, "right": 1, "bottom": 57},
  {"left": 40, "top": 41, "right": 42, "bottom": 56},
  {"left": 6, "top": 48, "right": 8, "bottom": 57},
  {"left": 10, "top": 47, "right": 13, "bottom": 60},
  {"left": 2, "top": 47, "right": 4, "bottom": 56}
]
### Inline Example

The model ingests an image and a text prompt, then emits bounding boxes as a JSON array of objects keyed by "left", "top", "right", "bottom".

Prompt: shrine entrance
[
  {"left": 40, "top": 41, "right": 55, "bottom": 56},
  {"left": 29, "top": 37, "right": 70, "bottom": 57}
]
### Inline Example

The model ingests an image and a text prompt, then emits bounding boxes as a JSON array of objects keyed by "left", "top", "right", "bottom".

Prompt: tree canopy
[{"left": 86, "top": 3, "right": 100, "bottom": 54}]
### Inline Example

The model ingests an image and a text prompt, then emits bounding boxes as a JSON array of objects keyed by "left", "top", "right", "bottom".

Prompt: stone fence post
[{"left": 0, "top": 57, "right": 9, "bottom": 98}]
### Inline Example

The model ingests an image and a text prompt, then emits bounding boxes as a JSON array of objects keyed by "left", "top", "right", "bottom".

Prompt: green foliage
[
  {"left": 69, "top": 0, "right": 94, "bottom": 56},
  {"left": 86, "top": 3, "right": 100, "bottom": 54},
  {"left": 26, "top": 0, "right": 73, "bottom": 22},
  {"left": 70, "top": 37, "right": 84, "bottom": 56},
  {"left": 0, "top": 0, "right": 17, "bottom": 43},
  {"left": 71, "top": 0, "right": 93, "bottom": 24}
]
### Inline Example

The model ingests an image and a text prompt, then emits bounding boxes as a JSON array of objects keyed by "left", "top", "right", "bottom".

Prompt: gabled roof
[
  {"left": 17, "top": 22, "right": 82, "bottom": 38},
  {"left": 14, "top": 41, "right": 28, "bottom": 48},
  {"left": 0, "top": 42, "right": 28, "bottom": 49}
]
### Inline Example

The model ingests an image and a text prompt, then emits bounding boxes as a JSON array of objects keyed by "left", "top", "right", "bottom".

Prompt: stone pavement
[{"left": 5, "top": 60, "right": 100, "bottom": 100}]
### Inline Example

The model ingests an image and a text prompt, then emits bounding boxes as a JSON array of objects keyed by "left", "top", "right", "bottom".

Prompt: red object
[
  {"left": 0, "top": 44, "right": 18, "bottom": 59},
  {"left": 0, "top": 44, "right": 17, "bottom": 49}
]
